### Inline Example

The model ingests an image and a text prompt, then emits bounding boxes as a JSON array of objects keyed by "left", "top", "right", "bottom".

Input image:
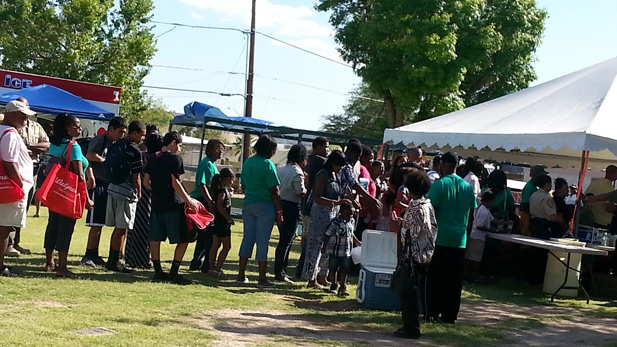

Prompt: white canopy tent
[{"left": 383, "top": 56, "right": 617, "bottom": 173}]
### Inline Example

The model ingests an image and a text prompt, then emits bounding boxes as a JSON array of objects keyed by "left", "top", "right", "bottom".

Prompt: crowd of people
[{"left": 3, "top": 96, "right": 611, "bottom": 340}]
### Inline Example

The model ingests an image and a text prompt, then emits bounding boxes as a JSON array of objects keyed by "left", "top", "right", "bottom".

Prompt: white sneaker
[
  {"left": 5, "top": 245, "right": 21, "bottom": 257},
  {"left": 235, "top": 275, "right": 249, "bottom": 284}
]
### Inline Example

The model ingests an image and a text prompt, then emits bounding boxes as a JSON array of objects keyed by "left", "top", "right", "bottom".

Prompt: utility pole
[{"left": 242, "top": 0, "right": 256, "bottom": 163}]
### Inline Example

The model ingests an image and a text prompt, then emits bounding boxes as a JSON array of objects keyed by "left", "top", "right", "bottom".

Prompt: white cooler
[{"left": 356, "top": 230, "right": 401, "bottom": 311}]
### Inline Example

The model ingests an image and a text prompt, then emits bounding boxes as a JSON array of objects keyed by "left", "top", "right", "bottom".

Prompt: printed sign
[{"left": 0, "top": 69, "right": 121, "bottom": 115}]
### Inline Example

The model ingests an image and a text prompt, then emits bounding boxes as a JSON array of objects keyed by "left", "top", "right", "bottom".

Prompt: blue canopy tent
[
  {"left": 0, "top": 84, "right": 115, "bottom": 120},
  {"left": 171, "top": 101, "right": 381, "bottom": 161}
]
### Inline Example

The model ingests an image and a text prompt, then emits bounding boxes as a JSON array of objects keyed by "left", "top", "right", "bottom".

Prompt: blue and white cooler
[{"left": 355, "top": 229, "right": 401, "bottom": 311}]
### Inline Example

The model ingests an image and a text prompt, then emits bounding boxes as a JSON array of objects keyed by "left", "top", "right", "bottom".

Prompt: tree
[
  {"left": 317, "top": 0, "right": 546, "bottom": 127},
  {"left": 321, "top": 84, "right": 388, "bottom": 139},
  {"left": 232, "top": 136, "right": 255, "bottom": 161},
  {"left": 0, "top": 0, "right": 156, "bottom": 118},
  {"left": 131, "top": 98, "right": 173, "bottom": 132}
]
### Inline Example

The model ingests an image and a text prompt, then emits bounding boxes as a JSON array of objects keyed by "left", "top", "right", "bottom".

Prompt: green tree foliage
[
  {"left": 321, "top": 84, "right": 388, "bottom": 139},
  {"left": 232, "top": 136, "right": 255, "bottom": 161},
  {"left": 129, "top": 97, "right": 173, "bottom": 132},
  {"left": 0, "top": 0, "right": 156, "bottom": 118},
  {"left": 317, "top": 0, "right": 546, "bottom": 127}
]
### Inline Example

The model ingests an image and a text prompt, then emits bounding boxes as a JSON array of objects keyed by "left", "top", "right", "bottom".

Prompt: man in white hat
[
  {"left": 0, "top": 99, "right": 35, "bottom": 276},
  {"left": 5, "top": 97, "right": 49, "bottom": 257}
]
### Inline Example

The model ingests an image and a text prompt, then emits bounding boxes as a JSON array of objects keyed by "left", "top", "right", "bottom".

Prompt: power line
[
  {"left": 254, "top": 73, "right": 383, "bottom": 103},
  {"left": 148, "top": 65, "right": 382, "bottom": 103},
  {"left": 152, "top": 20, "right": 247, "bottom": 34},
  {"left": 151, "top": 20, "right": 352, "bottom": 68},
  {"left": 255, "top": 31, "right": 350, "bottom": 68},
  {"left": 142, "top": 85, "right": 245, "bottom": 98},
  {"left": 151, "top": 64, "right": 204, "bottom": 71},
  {"left": 154, "top": 26, "right": 176, "bottom": 39}
]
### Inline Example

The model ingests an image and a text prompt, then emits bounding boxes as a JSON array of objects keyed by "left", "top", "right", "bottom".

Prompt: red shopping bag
[
  {"left": 36, "top": 141, "right": 87, "bottom": 219},
  {"left": 185, "top": 200, "right": 215, "bottom": 231},
  {"left": 0, "top": 128, "right": 25, "bottom": 204}
]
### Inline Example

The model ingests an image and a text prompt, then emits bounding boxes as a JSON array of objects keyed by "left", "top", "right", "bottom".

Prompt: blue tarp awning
[
  {"left": 176, "top": 101, "right": 281, "bottom": 133},
  {"left": 171, "top": 101, "right": 381, "bottom": 146},
  {"left": 0, "top": 84, "right": 115, "bottom": 120}
]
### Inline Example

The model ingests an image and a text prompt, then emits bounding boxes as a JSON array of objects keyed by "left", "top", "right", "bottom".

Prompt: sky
[{"left": 143, "top": 0, "right": 617, "bottom": 132}]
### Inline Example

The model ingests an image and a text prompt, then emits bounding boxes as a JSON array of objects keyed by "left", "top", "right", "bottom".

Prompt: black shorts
[
  {"left": 328, "top": 256, "right": 351, "bottom": 273},
  {"left": 85, "top": 180, "right": 109, "bottom": 227},
  {"left": 211, "top": 219, "right": 231, "bottom": 238}
]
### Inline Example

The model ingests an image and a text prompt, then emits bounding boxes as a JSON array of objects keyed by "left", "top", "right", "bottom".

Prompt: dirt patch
[
  {"left": 460, "top": 301, "right": 617, "bottom": 346},
  {"left": 189, "top": 301, "right": 617, "bottom": 346},
  {"left": 26, "top": 300, "right": 68, "bottom": 308},
  {"left": 188, "top": 309, "right": 428, "bottom": 347}
]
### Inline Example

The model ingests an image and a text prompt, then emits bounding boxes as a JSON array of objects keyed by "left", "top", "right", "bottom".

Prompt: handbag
[
  {"left": 36, "top": 141, "right": 88, "bottom": 219},
  {"left": 0, "top": 128, "right": 26, "bottom": 204},
  {"left": 301, "top": 187, "right": 314, "bottom": 216},
  {"left": 390, "top": 229, "right": 416, "bottom": 294},
  {"left": 391, "top": 259, "right": 415, "bottom": 294}
]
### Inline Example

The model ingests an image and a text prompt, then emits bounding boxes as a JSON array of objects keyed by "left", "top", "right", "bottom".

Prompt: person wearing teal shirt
[
  {"left": 189, "top": 139, "right": 224, "bottom": 272},
  {"left": 520, "top": 165, "right": 548, "bottom": 236},
  {"left": 487, "top": 170, "right": 515, "bottom": 221},
  {"left": 44, "top": 114, "right": 93, "bottom": 278},
  {"left": 425, "top": 152, "right": 475, "bottom": 324},
  {"left": 237, "top": 135, "right": 282, "bottom": 288}
]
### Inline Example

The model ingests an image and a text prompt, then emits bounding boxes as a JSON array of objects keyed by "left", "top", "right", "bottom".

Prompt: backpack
[
  {"left": 105, "top": 138, "right": 130, "bottom": 184},
  {"left": 76, "top": 136, "right": 93, "bottom": 156}
]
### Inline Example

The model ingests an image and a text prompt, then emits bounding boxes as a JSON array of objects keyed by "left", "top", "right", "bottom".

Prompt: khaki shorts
[
  {"left": 105, "top": 197, "right": 137, "bottom": 230},
  {"left": 465, "top": 237, "right": 486, "bottom": 263},
  {"left": 0, "top": 185, "right": 32, "bottom": 229}
]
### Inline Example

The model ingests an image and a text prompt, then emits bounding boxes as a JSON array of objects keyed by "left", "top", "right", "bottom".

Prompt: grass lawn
[{"left": 2, "top": 208, "right": 617, "bottom": 346}]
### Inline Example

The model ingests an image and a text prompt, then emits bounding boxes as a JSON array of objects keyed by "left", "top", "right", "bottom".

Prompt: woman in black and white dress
[{"left": 125, "top": 133, "right": 163, "bottom": 269}]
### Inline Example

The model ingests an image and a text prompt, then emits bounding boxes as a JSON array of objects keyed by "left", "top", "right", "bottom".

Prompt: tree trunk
[{"left": 383, "top": 91, "right": 402, "bottom": 127}]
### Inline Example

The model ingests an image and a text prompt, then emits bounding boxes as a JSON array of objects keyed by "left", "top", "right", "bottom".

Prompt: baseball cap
[
  {"left": 530, "top": 165, "right": 548, "bottom": 177},
  {"left": 5, "top": 100, "right": 36, "bottom": 116}
]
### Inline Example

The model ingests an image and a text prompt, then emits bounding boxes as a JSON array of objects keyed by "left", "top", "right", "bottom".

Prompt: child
[
  {"left": 464, "top": 191, "right": 509, "bottom": 281},
  {"left": 208, "top": 168, "right": 235, "bottom": 276},
  {"left": 321, "top": 202, "right": 360, "bottom": 296},
  {"left": 375, "top": 189, "right": 395, "bottom": 231}
]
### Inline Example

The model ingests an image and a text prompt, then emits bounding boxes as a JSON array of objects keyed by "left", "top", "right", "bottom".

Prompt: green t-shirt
[
  {"left": 426, "top": 174, "right": 477, "bottom": 248},
  {"left": 493, "top": 188, "right": 515, "bottom": 220},
  {"left": 190, "top": 157, "right": 219, "bottom": 199},
  {"left": 241, "top": 155, "right": 280, "bottom": 205},
  {"left": 521, "top": 180, "right": 537, "bottom": 204}
]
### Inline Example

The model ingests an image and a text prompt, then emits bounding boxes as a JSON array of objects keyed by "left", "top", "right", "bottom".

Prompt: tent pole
[
  {"left": 198, "top": 122, "right": 206, "bottom": 163},
  {"left": 570, "top": 150, "right": 590, "bottom": 236}
]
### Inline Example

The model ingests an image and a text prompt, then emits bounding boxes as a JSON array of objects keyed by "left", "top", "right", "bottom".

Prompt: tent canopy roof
[
  {"left": 0, "top": 84, "right": 115, "bottom": 120},
  {"left": 172, "top": 101, "right": 381, "bottom": 146},
  {"left": 383, "top": 57, "right": 617, "bottom": 160}
]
